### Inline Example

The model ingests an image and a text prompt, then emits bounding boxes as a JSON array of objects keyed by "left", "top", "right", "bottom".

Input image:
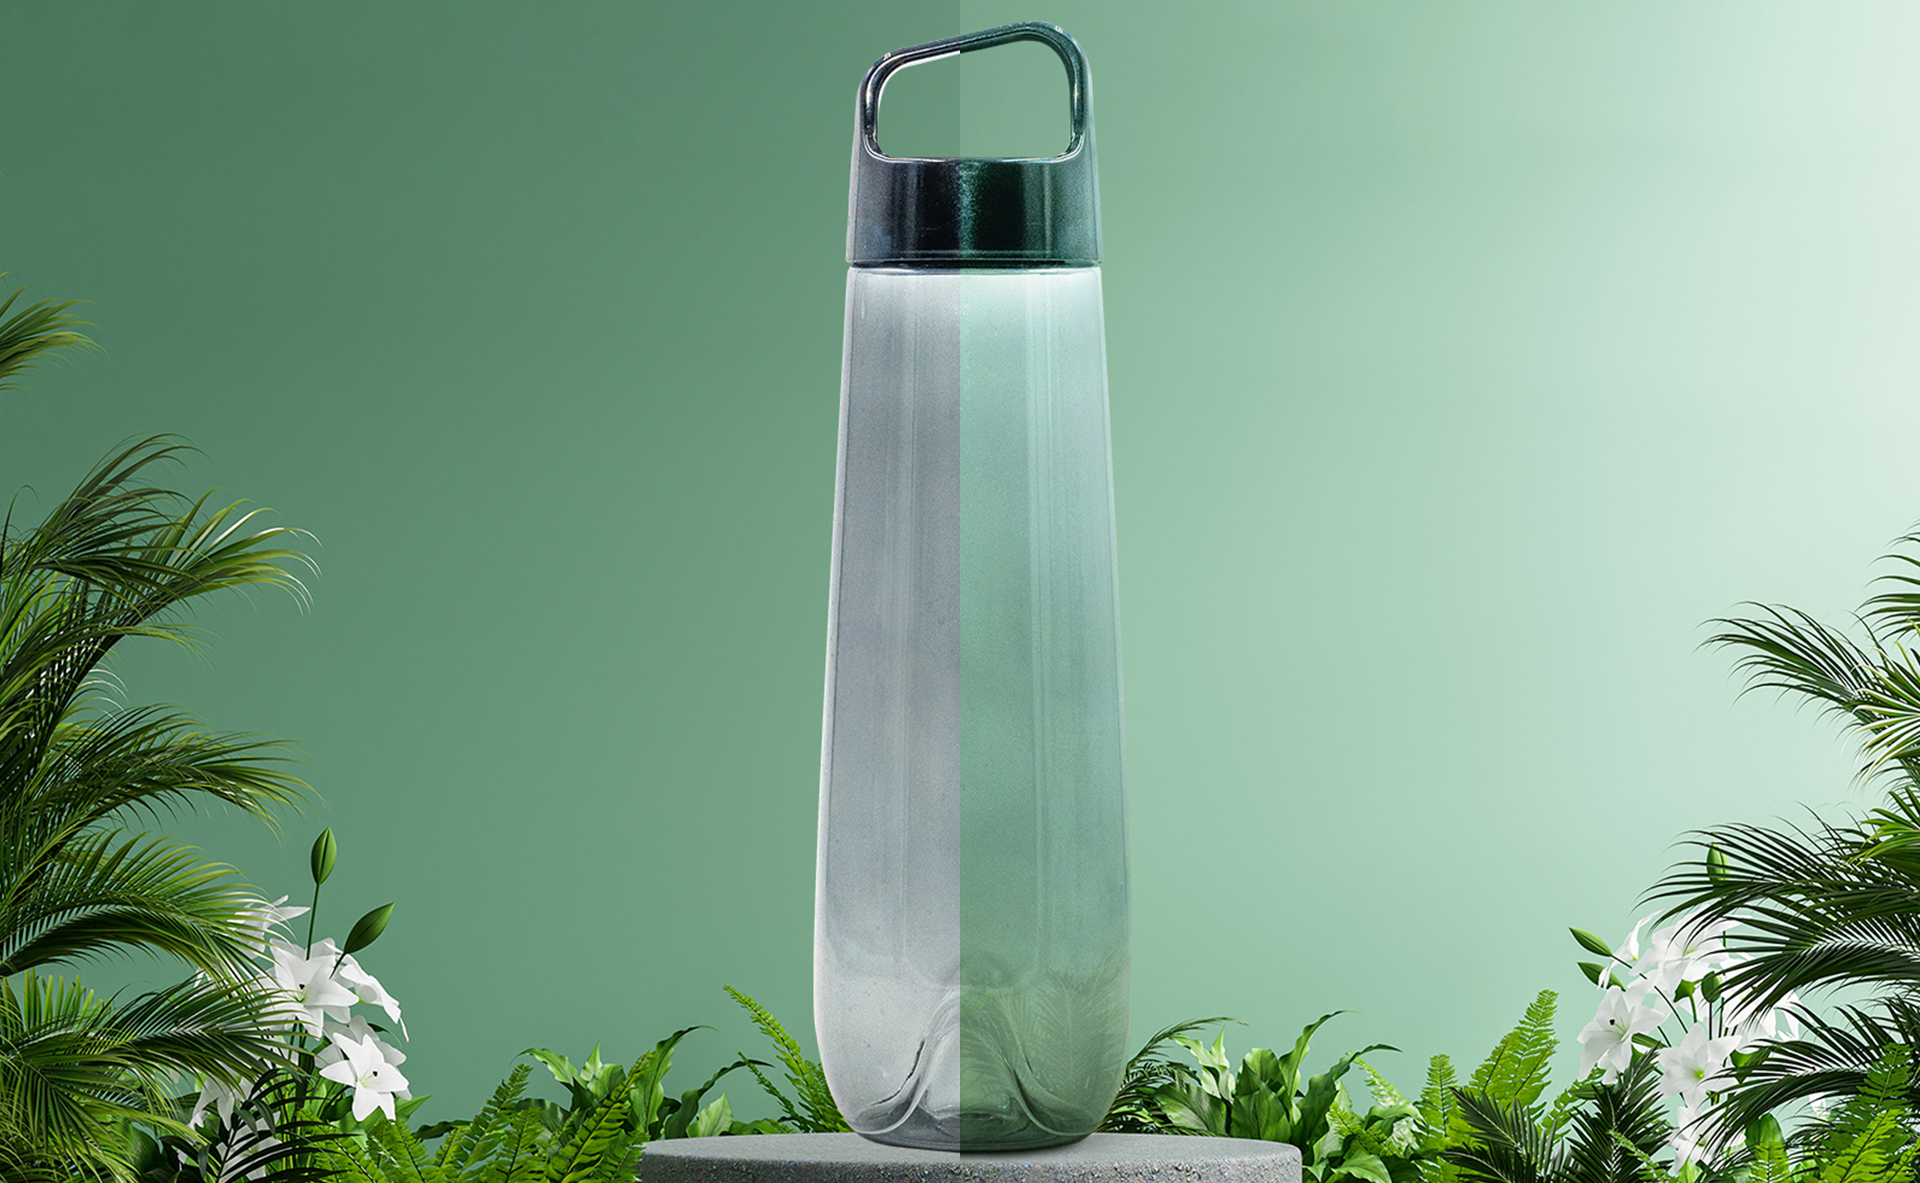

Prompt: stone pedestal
[{"left": 639, "top": 1132, "right": 1302, "bottom": 1183}]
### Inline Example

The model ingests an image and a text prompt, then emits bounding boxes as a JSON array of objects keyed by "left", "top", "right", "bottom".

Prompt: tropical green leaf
[
  {"left": 687, "top": 1094, "right": 732, "bottom": 1138},
  {"left": 626, "top": 1027, "right": 701, "bottom": 1140},
  {"left": 1330, "top": 1150, "right": 1395, "bottom": 1183},
  {"left": 522, "top": 1048, "right": 576, "bottom": 1086}
]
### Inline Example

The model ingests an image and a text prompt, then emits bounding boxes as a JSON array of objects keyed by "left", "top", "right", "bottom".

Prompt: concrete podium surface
[{"left": 639, "top": 1132, "right": 1303, "bottom": 1183}]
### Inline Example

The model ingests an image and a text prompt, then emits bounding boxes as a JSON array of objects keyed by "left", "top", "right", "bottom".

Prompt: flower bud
[
  {"left": 1570, "top": 928, "right": 1612, "bottom": 958},
  {"left": 311, "top": 828, "right": 337, "bottom": 887},
  {"left": 1701, "top": 971, "right": 1723, "bottom": 1003},
  {"left": 1706, "top": 844, "right": 1730, "bottom": 885}
]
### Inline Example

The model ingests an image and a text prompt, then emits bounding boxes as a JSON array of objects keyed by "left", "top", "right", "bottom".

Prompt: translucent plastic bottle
[{"left": 814, "top": 23, "right": 1129, "bottom": 1153}]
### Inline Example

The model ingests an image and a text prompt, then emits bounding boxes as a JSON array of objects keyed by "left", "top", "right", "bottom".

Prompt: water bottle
[{"left": 813, "top": 22, "right": 1129, "bottom": 1153}]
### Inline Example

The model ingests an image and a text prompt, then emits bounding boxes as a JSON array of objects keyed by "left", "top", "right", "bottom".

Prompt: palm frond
[
  {"left": 1560, "top": 1057, "right": 1670, "bottom": 1183},
  {"left": 1692, "top": 1002, "right": 1920, "bottom": 1142},
  {"left": 0, "top": 283, "right": 93, "bottom": 395},
  {"left": 0, "top": 307, "right": 315, "bottom": 1171},
  {"left": 1445, "top": 1088, "right": 1560, "bottom": 1183},
  {"left": 0, "top": 968, "right": 293, "bottom": 1177},
  {"left": 169, "top": 1070, "right": 347, "bottom": 1183},
  {"left": 1863, "top": 530, "right": 1920, "bottom": 639},
  {"left": 36, "top": 704, "right": 307, "bottom": 831},
  {"left": 0, "top": 829, "right": 270, "bottom": 979},
  {"left": 1705, "top": 605, "right": 1920, "bottom": 783},
  {"left": 1099, "top": 1016, "right": 1235, "bottom": 1134}
]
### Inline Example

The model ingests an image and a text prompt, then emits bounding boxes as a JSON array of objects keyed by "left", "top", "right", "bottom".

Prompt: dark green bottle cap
[{"left": 847, "top": 23, "right": 1102, "bottom": 268}]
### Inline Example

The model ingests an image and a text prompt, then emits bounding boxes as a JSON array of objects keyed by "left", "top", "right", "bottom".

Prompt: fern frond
[
  {"left": 480, "top": 1108, "right": 548, "bottom": 1183},
  {"left": 441, "top": 1065, "right": 529, "bottom": 1180},
  {"left": 1467, "top": 991, "right": 1558, "bottom": 1111},
  {"left": 1102, "top": 1016, "right": 1234, "bottom": 1134},
  {"left": 1420, "top": 1054, "right": 1459, "bottom": 1130},
  {"left": 1357, "top": 1056, "right": 1411, "bottom": 1108},
  {"left": 725, "top": 985, "right": 847, "bottom": 1132},
  {"left": 370, "top": 1114, "right": 444, "bottom": 1183},
  {"left": 1817, "top": 1111, "right": 1897, "bottom": 1183},
  {"left": 312, "top": 1137, "right": 390, "bottom": 1183},
  {"left": 546, "top": 1066, "right": 634, "bottom": 1183},
  {"left": 738, "top": 1057, "right": 804, "bottom": 1130}
]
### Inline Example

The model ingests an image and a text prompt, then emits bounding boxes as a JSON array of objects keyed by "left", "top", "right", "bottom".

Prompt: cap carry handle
[
  {"left": 860, "top": 22, "right": 1089, "bottom": 161},
  {"left": 847, "top": 21, "right": 1100, "bottom": 266}
]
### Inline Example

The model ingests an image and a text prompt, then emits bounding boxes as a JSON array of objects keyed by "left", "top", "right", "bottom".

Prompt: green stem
[{"left": 306, "top": 881, "right": 321, "bottom": 958}]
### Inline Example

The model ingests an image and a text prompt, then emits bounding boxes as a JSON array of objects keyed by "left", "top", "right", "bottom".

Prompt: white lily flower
[
  {"left": 1641, "top": 913, "right": 1739, "bottom": 996},
  {"left": 322, "top": 1013, "right": 406, "bottom": 1067},
  {"left": 1773, "top": 993, "right": 1803, "bottom": 1042},
  {"left": 1723, "top": 985, "right": 1801, "bottom": 1048},
  {"left": 189, "top": 1074, "right": 245, "bottom": 1131},
  {"left": 333, "top": 952, "right": 407, "bottom": 1038},
  {"left": 266, "top": 938, "right": 358, "bottom": 1037},
  {"left": 1655, "top": 1023, "right": 1741, "bottom": 1110},
  {"left": 1669, "top": 1101, "right": 1715, "bottom": 1168},
  {"left": 235, "top": 895, "right": 311, "bottom": 952},
  {"left": 247, "top": 1135, "right": 281, "bottom": 1183},
  {"left": 1578, "top": 980, "right": 1663, "bottom": 1083},
  {"left": 318, "top": 1030, "right": 411, "bottom": 1122},
  {"left": 1613, "top": 916, "right": 1653, "bottom": 977}
]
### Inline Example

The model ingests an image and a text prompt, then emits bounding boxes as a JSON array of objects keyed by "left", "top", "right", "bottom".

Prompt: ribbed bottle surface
[{"left": 815, "top": 267, "right": 1130, "bottom": 1152}]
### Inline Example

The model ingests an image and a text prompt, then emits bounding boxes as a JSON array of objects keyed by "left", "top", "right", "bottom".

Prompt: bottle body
[{"left": 815, "top": 266, "right": 1130, "bottom": 1152}]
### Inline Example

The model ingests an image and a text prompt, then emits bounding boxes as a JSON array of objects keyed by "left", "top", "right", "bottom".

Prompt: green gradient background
[{"left": 5, "top": 1, "right": 1920, "bottom": 1127}]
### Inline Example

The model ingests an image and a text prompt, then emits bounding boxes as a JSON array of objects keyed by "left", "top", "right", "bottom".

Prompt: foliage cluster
[
  {"left": 11, "top": 278, "right": 1920, "bottom": 1183},
  {"left": 0, "top": 287, "right": 315, "bottom": 1182}
]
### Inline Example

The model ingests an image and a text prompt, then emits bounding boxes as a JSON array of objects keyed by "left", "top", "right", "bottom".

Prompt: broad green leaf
[
  {"left": 689, "top": 1094, "right": 734, "bottom": 1138},
  {"left": 521, "top": 1047, "right": 577, "bottom": 1085},
  {"left": 344, "top": 902, "right": 395, "bottom": 954},
  {"left": 1241, "top": 1047, "right": 1287, "bottom": 1095},
  {"left": 1330, "top": 1151, "right": 1395, "bottom": 1183},
  {"left": 1234, "top": 1083, "right": 1295, "bottom": 1144},
  {"left": 1150, "top": 1083, "right": 1224, "bottom": 1135},
  {"left": 629, "top": 1026, "right": 706, "bottom": 1138}
]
